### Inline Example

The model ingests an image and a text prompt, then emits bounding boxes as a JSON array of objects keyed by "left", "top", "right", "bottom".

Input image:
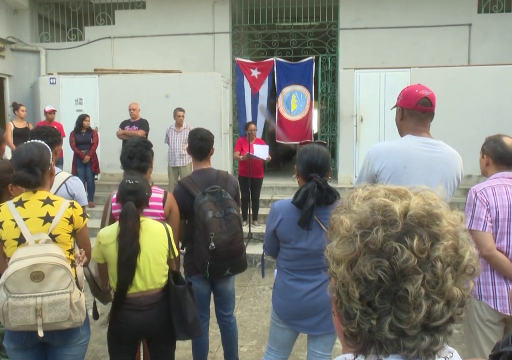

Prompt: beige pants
[
  {"left": 463, "top": 298, "right": 512, "bottom": 358},
  {"left": 168, "top": 163, "right": 192, "bottom": 192}
]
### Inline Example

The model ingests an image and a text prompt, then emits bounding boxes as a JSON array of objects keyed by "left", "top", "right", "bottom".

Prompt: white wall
[
  {"left": 0, "top": 1, "right": 14, "bottom": 76},
  {"left": 339, "top": 0, "right": 512, "bottom": 68},
  {"left": 97, "top": 73, "right": 229, "bottom": 178},
  {"left": 338, "top": 65, "right": 512, "bottom": 182},
  {"left": 40, "top": 0, "right": 231, "bottom": 80},
  {"left": 411, "top": 66, "right": 512, "bottom": 176}
]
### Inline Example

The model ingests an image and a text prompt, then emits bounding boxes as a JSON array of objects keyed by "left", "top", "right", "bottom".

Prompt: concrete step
[
  {"left": 93, "top": 192, "right": 293, "bottom": 211},
  {"left": 95, "top": 181, "right": 473, "bottom": 200},
  {"left": 449, "top": 196, "right": 466, "bottom": 211},
  {"left": 86, "top": 219, "right": 101, "bottom": 238},
  {"left": 86, "top": 217, "right": 266, "bottom": 241},
  {"left": 88, "top": 236, "right": 272, "bottom": 269},
  {"left": 94, "top": 181, "right": 355, "bottom": 197},
  {"left": 90, "top": 194, "right": 469, "bottom": 228},
  {"left": 86, "top": 207, "right": 103, "bottom": 220}
]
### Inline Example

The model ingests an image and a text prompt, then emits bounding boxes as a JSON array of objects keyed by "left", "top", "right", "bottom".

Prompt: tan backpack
[{"left": 0, "top": 200, "right": 86, "bottom": 337}]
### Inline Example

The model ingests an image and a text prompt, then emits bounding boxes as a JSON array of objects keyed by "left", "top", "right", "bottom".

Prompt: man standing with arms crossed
[
  {"left": 354, "top": 84, "right": 463, "bottom": 201},
  {"left": 464, "top": 135, "right": 512, "bottom": 358},
  {"left": 116, "top": 102, "right": 150, "bottom": 148},
  {"left": 35, "top": 105, "right": 65, "bottom": 169},
  {"left": 165, "top": 107, "right": 193, "bottom": 192}
]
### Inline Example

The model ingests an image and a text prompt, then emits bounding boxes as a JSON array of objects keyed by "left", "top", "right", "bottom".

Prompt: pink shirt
[
  {"left": 35, "top": 120, "right": 66, "bottom": 159},
  {"left": 111, "top": 185, "right": 166, "bottom": 222},
  {"left": 465, "top": 172, "right": 512, "bottom": 315}
]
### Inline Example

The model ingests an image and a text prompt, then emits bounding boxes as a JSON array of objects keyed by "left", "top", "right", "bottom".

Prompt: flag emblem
[{"left": 277, "top": 85, "right": 311, "bottom": 121}]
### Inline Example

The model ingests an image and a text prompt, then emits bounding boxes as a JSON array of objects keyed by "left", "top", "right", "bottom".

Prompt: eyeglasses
[
  {"left": 298, "top": 140, "right": 328, "bottom": 147},
  {"left": 247, "top": 130, "right": 257, "bottom": 134}
]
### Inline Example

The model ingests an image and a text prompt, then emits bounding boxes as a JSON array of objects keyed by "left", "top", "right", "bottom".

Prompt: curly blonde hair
[{"left": 326, "top": 185, "right": 479, "bottom": 360}]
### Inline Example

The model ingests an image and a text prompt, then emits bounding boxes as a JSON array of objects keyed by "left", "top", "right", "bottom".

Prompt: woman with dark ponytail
[
  {"left": 92, "top": 172, "right": 178, "bottom": 360},
  {"left": 262, "top": 142, "right": 340, "bottom": 360}
]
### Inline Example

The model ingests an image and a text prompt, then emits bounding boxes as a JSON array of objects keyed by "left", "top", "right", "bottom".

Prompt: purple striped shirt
[{"left": 465, "top": 172, "right": 512, "bottom": 315}]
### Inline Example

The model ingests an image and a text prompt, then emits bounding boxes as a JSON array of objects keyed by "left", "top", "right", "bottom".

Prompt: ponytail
[
  {"left": 110, "top": 201, "right": 141, "bottom": 322},
  {"left": 292, "top": 175, "right": 340, "bottom": 230},
  {"left": 109, "top": 172, "right": 150, "bottom": 322}
]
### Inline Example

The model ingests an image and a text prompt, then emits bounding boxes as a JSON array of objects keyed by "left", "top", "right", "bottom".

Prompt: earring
[
  {"left": 292, "top": 174, "right": 298, "bottom": 182},
  {"left": 327, "top": 177, "right": 331, "bottom": 183}
]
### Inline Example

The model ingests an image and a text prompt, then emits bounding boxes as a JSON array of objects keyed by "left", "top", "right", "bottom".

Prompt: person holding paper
[{"left": 233, "top": 121, "right": 271, "bottom": 228}]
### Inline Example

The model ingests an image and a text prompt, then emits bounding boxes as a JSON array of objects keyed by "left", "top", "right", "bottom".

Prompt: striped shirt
[
  {"left": 111, "top": 185, "right": 166, "bottom": 222},
  {"left": 465, "top": 172, "right": 512, "bottom": 315},
  {"left": 164, "top": 123, "right": 193, "bottom": 167}
]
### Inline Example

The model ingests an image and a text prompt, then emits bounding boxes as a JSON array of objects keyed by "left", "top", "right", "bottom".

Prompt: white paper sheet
[{"left": 252, "top": 144, "right": 269, "bottom": 160}]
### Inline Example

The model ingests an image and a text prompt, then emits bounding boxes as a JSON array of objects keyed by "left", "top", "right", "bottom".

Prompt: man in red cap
[
  {"left": 35, "top": 105, "right": 66, "bottom": 169},
  {"left": 354, "top": 84, "right": 463, "bottom": 201}
]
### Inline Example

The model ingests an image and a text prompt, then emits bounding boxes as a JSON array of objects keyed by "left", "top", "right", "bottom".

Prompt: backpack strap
[
  {"left": 179, "top": 176, "right": 202, "bottom": 198},
  {"left": 161, "top": 221, "right": 175, "bottom": 260},
  {"left": 314, "top": 216, "right": 328, "bottom": 233},
  {"left": 51, "top": 171, "right": 73, "bottom": 195},
  {"left": 6, "top": 199, "right": 69, "bottom": 246},
  {"left": 217, "top": 170, "right": 229, "bottom": 190}
]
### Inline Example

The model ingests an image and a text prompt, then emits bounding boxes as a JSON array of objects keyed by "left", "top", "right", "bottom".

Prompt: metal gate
[{"left": 231, "top": 0, "right": 339, "bottom": 177}]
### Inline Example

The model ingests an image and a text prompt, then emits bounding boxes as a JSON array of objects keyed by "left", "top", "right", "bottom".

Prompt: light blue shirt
[
  {"left": 264, "top": 199, "right": 334, "bottom": 335},
  {"left": 354, "top": 135, "right": 463, "bottom": 202},
  {"left": 54, "top": 167, "right": 88, "bottom": 207}
]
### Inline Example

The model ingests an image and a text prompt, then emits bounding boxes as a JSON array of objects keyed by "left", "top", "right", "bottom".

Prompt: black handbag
[{"left": 162, "top": 223, "right": 202, "bottom": 341}]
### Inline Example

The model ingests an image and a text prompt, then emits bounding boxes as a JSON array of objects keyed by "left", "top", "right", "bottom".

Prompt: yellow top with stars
[{"left": 0, "top": 191, "right": 88, "bottom": 268}]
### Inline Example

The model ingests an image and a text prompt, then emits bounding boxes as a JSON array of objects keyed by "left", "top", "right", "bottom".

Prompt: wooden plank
[{"left": 93, "top": 68, "right": 182, "bottom": 74}]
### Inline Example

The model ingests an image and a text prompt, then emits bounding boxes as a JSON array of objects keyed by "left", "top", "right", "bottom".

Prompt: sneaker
[
  {"left": 243, "top": 221, "right": 248, "bottom": 228},
  {"left": 88, "top": 202, "right": 95, "bottom": 208},
  {"left": 252, "top": 221, "right": 261, "bottom": 228}
]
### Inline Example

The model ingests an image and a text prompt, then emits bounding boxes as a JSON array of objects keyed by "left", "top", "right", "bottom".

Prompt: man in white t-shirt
[{"left": 354, "top": 84, "right": 463, "bottom": 202}]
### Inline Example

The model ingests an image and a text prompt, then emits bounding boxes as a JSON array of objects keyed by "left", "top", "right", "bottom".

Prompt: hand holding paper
[{"left": 252, "top": 144, "right": 269, "bottom": 160}]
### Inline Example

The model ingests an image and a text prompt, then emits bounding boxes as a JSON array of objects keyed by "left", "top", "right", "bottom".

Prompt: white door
[
  {"left": 59, "top": 76, "right": 100, "bottom": 174},
  {"left": 354, "top": 70, "right": 410, "bottom": 178}
]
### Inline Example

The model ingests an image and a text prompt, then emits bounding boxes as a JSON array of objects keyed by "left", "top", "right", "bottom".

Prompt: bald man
[{"left": 116, "top": 102, "right": 150, "bottom": 147}]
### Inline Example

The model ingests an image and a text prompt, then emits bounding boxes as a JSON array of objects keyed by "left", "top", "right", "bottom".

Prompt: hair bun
[{"left": 11, "top": 102, "right": 17, "bottom": 107}]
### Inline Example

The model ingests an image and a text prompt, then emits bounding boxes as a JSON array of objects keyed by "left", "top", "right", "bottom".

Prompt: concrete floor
[{"left": 85, "top": 267, "right": 468, "bottom": 360}]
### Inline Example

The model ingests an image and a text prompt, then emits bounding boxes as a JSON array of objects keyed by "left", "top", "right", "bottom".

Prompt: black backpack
[{"left": 179, "top": 170, "right": 247, "bottom": 280}]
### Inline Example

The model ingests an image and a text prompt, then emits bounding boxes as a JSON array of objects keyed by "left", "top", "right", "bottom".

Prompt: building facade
[{"left": 0, "top": 0, "right": 510, "bottom": 183}]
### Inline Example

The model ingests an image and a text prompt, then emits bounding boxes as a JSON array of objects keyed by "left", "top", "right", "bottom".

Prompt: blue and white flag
[{"left": 234, "top": 58, "right": 274, "bottom": 137}]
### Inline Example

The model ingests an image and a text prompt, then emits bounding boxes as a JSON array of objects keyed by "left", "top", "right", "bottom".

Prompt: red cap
[
  {"left": 391, "top": 84, "right": 436, "bottom": 112},
  {"left": 44, "top": 105, "right": 57, "bottom": 114}
]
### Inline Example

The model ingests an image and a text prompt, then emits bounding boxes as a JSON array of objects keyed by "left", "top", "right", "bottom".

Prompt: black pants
[
  {"left": 238, "top": 175, "right": 263, "bottom": 222},
  {"left": 107, "top": 290, "right": 176, "bottom": 360}
]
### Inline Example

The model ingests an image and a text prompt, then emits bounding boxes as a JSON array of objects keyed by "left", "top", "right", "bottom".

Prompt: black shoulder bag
[{"left": 162, "top": 222, "right": 202, "bottom": 340}]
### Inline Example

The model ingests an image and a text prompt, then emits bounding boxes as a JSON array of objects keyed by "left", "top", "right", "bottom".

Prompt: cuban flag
[
  {"left": 235, "top": 58, "right": 274, "bottom": 137},
  {"left": 275, "top": 57, "right": 314, "bottom": 143}
]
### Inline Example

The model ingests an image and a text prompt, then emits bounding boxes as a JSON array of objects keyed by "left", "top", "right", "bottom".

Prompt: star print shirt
[{"left": 0, "top": 191, "right": 88, "bottom": 270}]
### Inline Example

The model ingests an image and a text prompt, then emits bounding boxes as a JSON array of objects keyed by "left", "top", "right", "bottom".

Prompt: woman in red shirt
[{"left": 234, "top": 122, "right": 271, "bottom": 228}]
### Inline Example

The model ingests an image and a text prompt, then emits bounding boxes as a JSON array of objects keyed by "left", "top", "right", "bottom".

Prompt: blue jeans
[
  {"left": 3, "top": 315, "right": 90, "bottom": 360},
  {"left": 55, "top": 158, "right": 63, "bottom": 170},
  {"left": 75, "top": 157, "right": 95, "bottom": 203},
  {"left": 262, "top": 308, "right": 336, "bottom": 360},
  {"left": 187, "top": 275, "right": 239, "bottom": 360}
]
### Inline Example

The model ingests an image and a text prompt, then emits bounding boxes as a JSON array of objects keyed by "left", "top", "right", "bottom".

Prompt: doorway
[
  {"left": 231, "top": 0, "right": 339, "bottom": 178},
  {"left": 353, "top": 69, "right": 410, "bottom": 179},
  {"left": 0, "top": 77, "right": 7, "bottom": 130}
]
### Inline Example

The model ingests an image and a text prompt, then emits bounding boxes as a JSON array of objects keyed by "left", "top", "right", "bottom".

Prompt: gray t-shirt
[{"left": 354, "top": 135, "right": 463, "bottom": 202}]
